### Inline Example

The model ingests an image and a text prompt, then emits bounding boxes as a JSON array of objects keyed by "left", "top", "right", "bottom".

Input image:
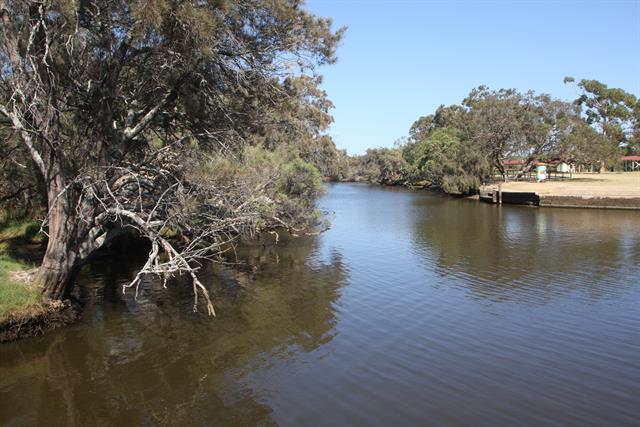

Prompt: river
[{"left": 1, "top": 183, "right": 640, "bottom": 426}]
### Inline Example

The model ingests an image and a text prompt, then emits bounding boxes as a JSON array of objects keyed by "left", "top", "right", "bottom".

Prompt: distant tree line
[{"left": 344, "top": 79, "right": 639, "bottom": 195}]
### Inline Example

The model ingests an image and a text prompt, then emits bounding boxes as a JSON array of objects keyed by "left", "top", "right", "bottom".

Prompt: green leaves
[
  {"left": 410, "top": 127, "right": 488, "bottom": 195},
  {"left": 564, "top": 78, "right": 638, "bottom": 166},
  {"left": 352, "top": 148, "right": 407, "bottom": 185},
  {"left": 568, "top": 78, "right": 637, "bottom": 139}
]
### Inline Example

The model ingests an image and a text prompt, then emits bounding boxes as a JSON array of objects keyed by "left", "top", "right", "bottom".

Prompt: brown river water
[{"left": 1, "top": 183, "right": 640, "bottom": 426}]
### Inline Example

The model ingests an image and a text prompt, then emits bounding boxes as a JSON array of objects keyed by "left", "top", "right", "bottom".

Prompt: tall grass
[{"left": 0, "top": 219, "right": 43, "bottom": 319}]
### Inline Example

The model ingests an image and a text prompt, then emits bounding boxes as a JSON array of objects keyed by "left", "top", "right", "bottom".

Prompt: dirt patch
[
  {"left": 8, "top": 268, "right": 37, "bottom": 283},
  {"left": 494, "top": 172, "right": 640, "bottom": 198},
  {"left": 0, "top": 300, "right": 79, "bottom": 343}
]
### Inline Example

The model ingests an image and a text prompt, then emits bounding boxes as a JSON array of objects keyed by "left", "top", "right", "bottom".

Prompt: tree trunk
[
  {"left": 599, "top": 160, "right": 606, "bottom": 173},
  {"left": 38, "top": 227, "right": 79, "bottom": 301},
  {"left": 37, "top": 170, "right": 80, "bottom": 301},
  {"left": 495, "top": 162, "right": 507, "bottom": 182}
]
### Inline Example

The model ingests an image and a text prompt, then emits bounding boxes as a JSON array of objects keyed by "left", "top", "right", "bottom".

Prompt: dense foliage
[
  {"left": 0, "top": 0, "right": 344, "bottom": 309},
  {"left": 352, "top": 80, "right": 638, "bottom": 195},
  {"left": 349, "top": 148, "right": 407, "bottom": 185},
  {"left": 1, "top": 0, "right": 637, "bottom": 312},
  {"left": 406, "top": 127, "right": 488, "bottom": 195}
]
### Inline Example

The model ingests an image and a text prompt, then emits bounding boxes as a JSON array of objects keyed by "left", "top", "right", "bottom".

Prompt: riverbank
[
  {"left": 480, "top": 172, "right": 640, "bottom": 209},
  {"left": 3, "top": 183, "right": 639, "bottom": 426},
  {"left": 0, "top": 220, "right": 76, "bottom": 342}
]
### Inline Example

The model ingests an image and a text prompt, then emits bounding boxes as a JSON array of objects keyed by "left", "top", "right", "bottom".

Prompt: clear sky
[{"left": 306, "top": 0, "right": 640, "bottom": 155}]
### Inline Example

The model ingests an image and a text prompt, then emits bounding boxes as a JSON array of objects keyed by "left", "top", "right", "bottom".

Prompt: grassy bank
[
  {"left": 0, "top": 220, "right": 43, "bottom": 321},
  {"left": 0, "top": 219, "right": 79, "bottom": 342}
]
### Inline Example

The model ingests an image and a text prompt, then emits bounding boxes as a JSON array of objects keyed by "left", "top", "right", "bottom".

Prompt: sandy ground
[{"left": 491, "top": 172, "right": 640, "bottom": 198}]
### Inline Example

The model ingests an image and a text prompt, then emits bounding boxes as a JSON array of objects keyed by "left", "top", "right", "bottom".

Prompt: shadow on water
[
  {"left": 410, "top": 196, "right": 640, "bottom": 304},
  {"left": 2, "top": 183, "right": 640, "bottom": 426},
  {"left": 0, "top": 233, "right": 349, "bottom": 426}
]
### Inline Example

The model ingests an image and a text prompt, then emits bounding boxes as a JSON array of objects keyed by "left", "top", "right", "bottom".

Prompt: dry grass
[{"left": 493, "top": 172, "right": 640, "bottom": 198}]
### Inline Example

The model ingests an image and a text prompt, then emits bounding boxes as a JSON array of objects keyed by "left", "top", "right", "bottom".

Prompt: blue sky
[{"left": 306, "top": 0, "right": 640, "bottom": 155}]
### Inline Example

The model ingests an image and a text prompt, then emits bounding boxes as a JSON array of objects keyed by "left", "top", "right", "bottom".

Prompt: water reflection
[
  {"left": 410, "top": 196, "right": 640, "bottom": 304},
  {"left": 2, "top": 184, "right": 640, "bottom": 426},
  {"left": 0, "top": 233, "right": 348, "bottom": 426}
]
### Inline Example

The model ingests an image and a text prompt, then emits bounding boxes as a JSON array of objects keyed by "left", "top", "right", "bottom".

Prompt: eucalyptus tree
[
  {"left": 407, "top": 104, "right": 469, "bottom": 145},
  {"left": 628, "top": 99, "right": 640, "bottom": 154},
  {"left": 462, "top": 86, "right": 526, "bottom": 180},
  {"left": 556, "top": 120, "right": 610, "bottom": 169},
  {"left": 564, "top": 77, "right": 637, "bottom": 171},
  {"left": 0, "top": 0, "right": 343, "bottom": 310},
  {"left": 463, "top": 86, "right": 575, "bottom": 180},
  {"left": 515, "top": 92, "right": 578, "bottom": 178}
]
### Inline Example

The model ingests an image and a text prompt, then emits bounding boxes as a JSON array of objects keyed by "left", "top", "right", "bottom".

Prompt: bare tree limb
[{"left": 0, "top": 105, "right": 47, "bottom": 177}]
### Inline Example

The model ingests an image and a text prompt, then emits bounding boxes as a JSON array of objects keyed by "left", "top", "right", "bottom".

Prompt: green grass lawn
[{"left": 0, "top": 219, "right": 43, "bottom": 320}]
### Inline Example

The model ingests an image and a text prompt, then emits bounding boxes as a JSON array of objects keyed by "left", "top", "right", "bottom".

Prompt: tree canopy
[
  {"left": 353, "top": 79, "right": 637, "bottom": 195},
  {"left": 0, "top": 0, "right": 344, "bottom": 311},
  {"left": 564, "top": 77, "right": 638, "bottom": 170}
]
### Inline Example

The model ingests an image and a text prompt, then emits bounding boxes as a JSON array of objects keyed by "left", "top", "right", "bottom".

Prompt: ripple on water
[{"left": 1, "top": 184, "right": 640, "bottom": 426}]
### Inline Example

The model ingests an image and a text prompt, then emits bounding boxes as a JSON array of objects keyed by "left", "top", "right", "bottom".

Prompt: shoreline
[
  {"left": 340, "top": 173, "right": 640, "bottom": 210},
  {"left": 479, "top": 190, "right": 640, "bottom": 210},
  {"left": 0, "top": 219, "right": 75, "bottom": 343},
  {"left": 479, "top": 172, "right": 640, "bottom": 210},
  {"left": 0, "top": 299, "right": 79, "bottom": 343},
  {"left": 3, "top": 175, "right": 638, "bottom": 343}
]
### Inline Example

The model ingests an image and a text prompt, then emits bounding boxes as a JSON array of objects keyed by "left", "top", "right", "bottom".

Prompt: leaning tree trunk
[{"left": 37, "top": 170, "right": 81, "bottom": 301}]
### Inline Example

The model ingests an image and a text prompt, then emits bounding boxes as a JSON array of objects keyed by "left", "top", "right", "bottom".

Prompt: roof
[{"left": 623, "top": 155, "right": 640, "bottom": 161}]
